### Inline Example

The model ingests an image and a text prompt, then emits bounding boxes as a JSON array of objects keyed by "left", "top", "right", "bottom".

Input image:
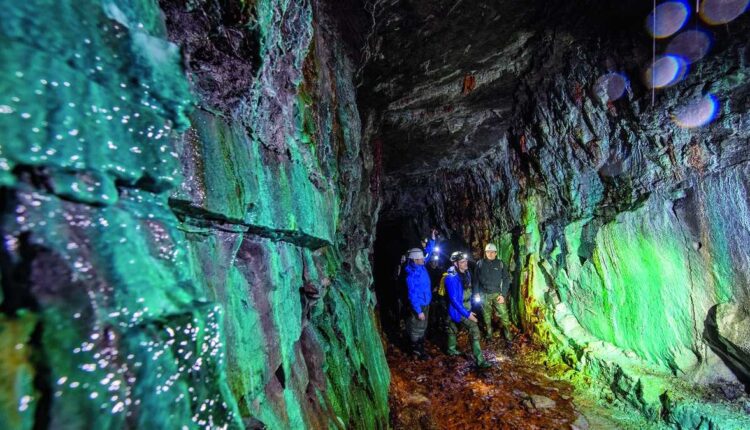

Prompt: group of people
[{"left": 398, "top": 232, "right": 513, "bottom": 369}]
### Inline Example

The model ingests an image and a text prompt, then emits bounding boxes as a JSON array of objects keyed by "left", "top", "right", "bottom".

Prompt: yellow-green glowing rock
[{"left": 0, "top": 313, "right": 38, "bottom": 430}]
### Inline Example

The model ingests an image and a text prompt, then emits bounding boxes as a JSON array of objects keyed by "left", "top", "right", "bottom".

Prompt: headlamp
[
  {"left": 434, "top": 246, "right": 441, "bottom": 253},
  {"left": 432, "top": 255, "right": 439, "bottom": 261}
]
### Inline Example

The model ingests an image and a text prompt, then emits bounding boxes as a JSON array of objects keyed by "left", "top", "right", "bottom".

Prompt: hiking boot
[
  {"left": 416, "top": 340, "right": 430, "bottom": 361},
  {"left": 446, "top": 348, "right": 461, "bottom": 356},
  {"left": 446, "top": 334, "right": 460, "bottom": 356},
  {"left": 410, "top": 341, "right": 422, "bottom": 359},
  {"left": 476, "top": 360, "right": 492, "bottom": 369}
]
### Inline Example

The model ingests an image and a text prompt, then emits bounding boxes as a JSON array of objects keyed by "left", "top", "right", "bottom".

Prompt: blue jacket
[
  {"left": 405, "top": 261, "right": 432, "bottom": 314},
  {"left": 445, "top": 267, "right": 472, "bottom": 323}
]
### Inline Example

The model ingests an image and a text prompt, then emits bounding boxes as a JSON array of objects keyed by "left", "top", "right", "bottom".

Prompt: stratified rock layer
[{"left": 0, "top": 0, "right": 388, "bottom": 428}]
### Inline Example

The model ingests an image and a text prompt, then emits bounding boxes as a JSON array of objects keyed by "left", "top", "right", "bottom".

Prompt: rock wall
[
  {"left": 377, "top": 8, "right": 750, "bottom": 429},
  {"left": 0, "top": 0, "right": 388, "bottom": 429}
]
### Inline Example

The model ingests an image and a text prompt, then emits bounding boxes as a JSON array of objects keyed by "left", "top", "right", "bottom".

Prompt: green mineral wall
[{"left": 0, "top": 0, "right": 388, "bottom": 429}]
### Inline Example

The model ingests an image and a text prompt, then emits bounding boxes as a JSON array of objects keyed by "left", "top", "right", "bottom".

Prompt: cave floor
[{"left": 387, "top": 333, "right": 641, "bottom": 430}]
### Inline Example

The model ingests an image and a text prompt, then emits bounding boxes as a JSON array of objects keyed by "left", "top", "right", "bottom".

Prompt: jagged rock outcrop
[{"left": 0, "top": 0, "right": 388, "bottom": 429}]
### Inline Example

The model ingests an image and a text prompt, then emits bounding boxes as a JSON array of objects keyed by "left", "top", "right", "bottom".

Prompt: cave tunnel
[{"left": 1, "top": 0, "right": 750, "bottom": 429}]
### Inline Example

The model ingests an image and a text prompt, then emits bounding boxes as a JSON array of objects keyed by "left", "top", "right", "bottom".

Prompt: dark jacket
[
  {"left": 475, "top": 258, "right": 510, "bottom": 296},
  {"left": 424, "top": 239, "right": 447, "bottom": 266},
  {"left": 424, "top": 239, "right": 436, "bottom": 261},
  {"left": 445, "top": 267, "right": 473, "bottom": 323},
  {"left": 405, "top": 261, "right": 432, "bottom": 314},
  {"left": 427, "top": 262, "right": 444, "bottom": 293}
]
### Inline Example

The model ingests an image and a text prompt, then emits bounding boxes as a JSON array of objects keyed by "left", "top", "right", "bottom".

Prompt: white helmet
[
  {"left": 407, "top": 248, "right": 425, "bottom": 260},
  {"left": 485, "top": 243, "right": 498, "bottom": 252}
]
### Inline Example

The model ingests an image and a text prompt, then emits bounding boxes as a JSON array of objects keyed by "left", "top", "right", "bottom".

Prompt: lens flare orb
[
  {"left": 646, "top": 1, "right": 691, "bottom": 38},
  {"left": 594, "top": 73, "right": 629, "bottom": 102},
  {"left": 699, "top": 0, "right": 749, "bottom": 25},
  {"left": 645, "top": 55, "right": 688, "bottom": 88},
  {"left": 673, "top": 94, "right": 719, "bottom": 128},
  {"left": 666, "top": 30, "right": 712, "bottom": 63}
]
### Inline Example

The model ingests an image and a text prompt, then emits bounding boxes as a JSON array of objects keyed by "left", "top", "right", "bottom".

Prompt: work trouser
[
  {"left": 446, "top": 317, "right": 486, "bottom": 365},
  {"left": 407, "top": 305, "right": 430, "bottom": 343},
  {"left": 481, "top": 293, "right": 512, "bottom": 340},
  {"left": 428, "top": 295, "right": 447, "bottom": 337}
]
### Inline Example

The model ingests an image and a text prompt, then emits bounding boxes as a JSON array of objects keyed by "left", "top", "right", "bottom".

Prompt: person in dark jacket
[
  {"left": 405, "top": 247, "right": 432, "bottom": 360},
  {"left": 421, "top": 228, "right": 439, "bottom": 262},
  {"left": 445, "top": 251, "right": 490, "bottom": 368},
  {"left": 475, "top": 243, "right": 513, "bottom": 342},
  {"left": 426, "top": 256, "right": 445, "bottom": 339}
]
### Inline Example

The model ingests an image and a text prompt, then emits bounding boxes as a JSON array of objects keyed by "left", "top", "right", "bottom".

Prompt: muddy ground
[{"left": 387, "top": 333, "right": 637, "bottom": 429}]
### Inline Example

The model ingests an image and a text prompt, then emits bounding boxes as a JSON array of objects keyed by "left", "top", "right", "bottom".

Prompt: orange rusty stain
[
  {"left": 519, "top": 134, "right": 527, "bottom": 154},
  {"left": 606, "top": 100, "right": 618, "bottom": 116},
  {"left": 462, "top": 73, "right": 476, "bottom": 95},
  {"left": 572, "top": 82, "right": 584, "bottom": 106},
  {"left": 687, "top": 141, "right": 707, "bottom": 174}
]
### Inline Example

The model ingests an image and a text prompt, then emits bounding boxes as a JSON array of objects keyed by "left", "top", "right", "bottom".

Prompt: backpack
[{"left": 437, "top": 272, "right": 449, "bottom": 296}]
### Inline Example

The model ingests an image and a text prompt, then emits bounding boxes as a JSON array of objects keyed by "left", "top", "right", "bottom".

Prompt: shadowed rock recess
[{"left": 1, "top": 0, "right": 750, "bottom": 429}]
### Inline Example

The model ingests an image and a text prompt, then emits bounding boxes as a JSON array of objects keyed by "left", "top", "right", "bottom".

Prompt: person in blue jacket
[
  {"left": 444, "top": 251, "right": 491, "bottom": 368},
  {"left": 405, "top": 247, "right": 432, "bottom": 360}
]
